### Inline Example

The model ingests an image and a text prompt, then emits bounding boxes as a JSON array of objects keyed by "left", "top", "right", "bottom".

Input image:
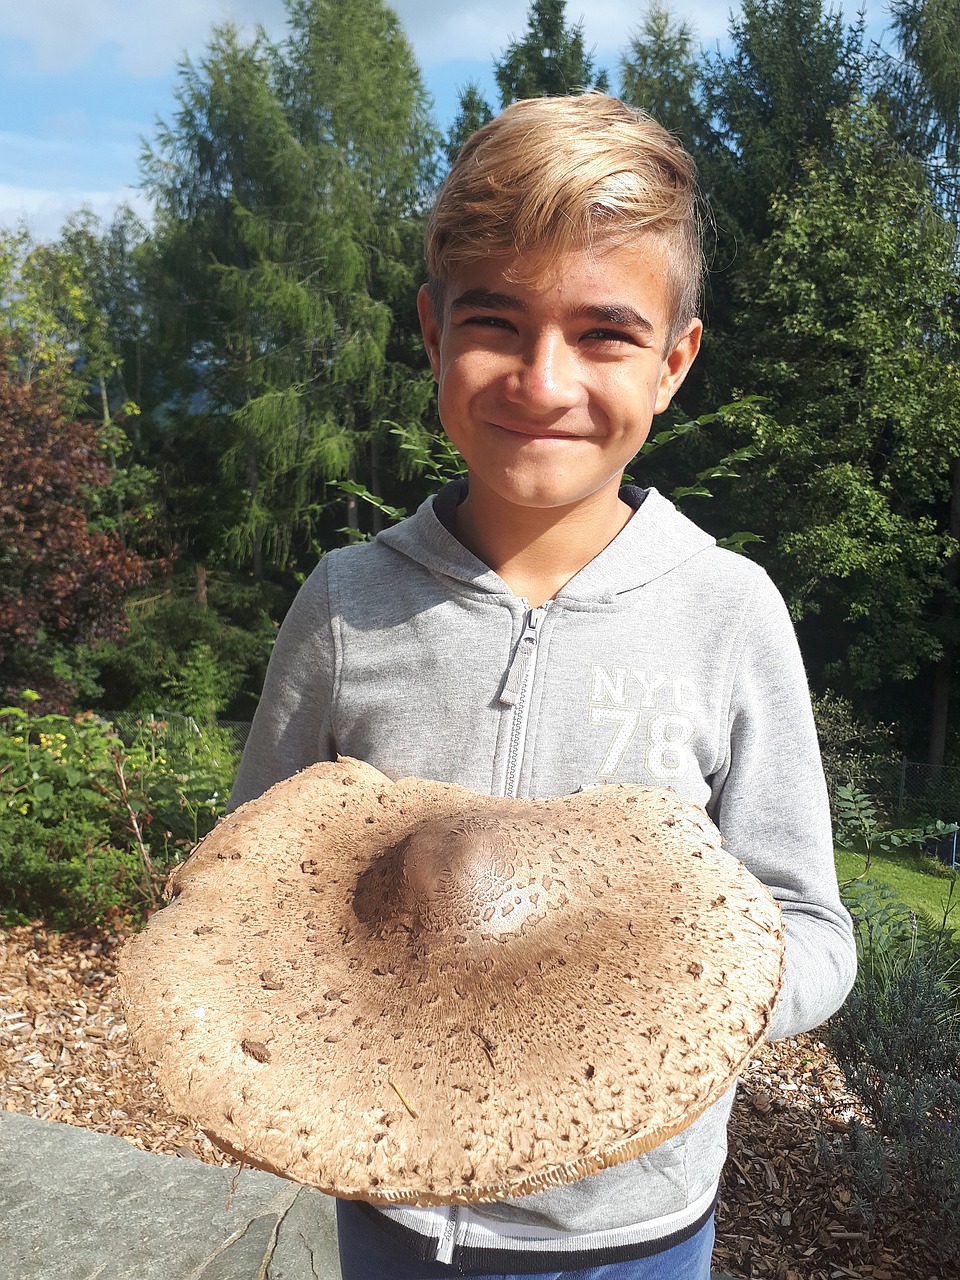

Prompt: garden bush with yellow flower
[{"left": 0, "top": 693, "right": 236, "bottom": 928}]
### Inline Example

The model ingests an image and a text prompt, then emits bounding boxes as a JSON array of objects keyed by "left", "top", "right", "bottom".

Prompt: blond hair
[{"left": 425, "top": 94, "right": 705, "bottom": 346}]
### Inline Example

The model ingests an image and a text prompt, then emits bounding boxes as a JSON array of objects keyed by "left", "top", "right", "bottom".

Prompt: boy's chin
[{"left": 465, "top": 473, "right": 630, "bottom": 516}]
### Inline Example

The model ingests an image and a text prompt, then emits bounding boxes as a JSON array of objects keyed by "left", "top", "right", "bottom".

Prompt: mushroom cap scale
[{"left": 118, "top": 757, "right": 784, "bottom": 1205}]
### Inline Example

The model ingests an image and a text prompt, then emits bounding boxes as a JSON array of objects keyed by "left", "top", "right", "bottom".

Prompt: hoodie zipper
[
  {"left": 500, "top": 604, "right": 549, "bottom": 798},
  {"left": 435, "top": 1206, "right": 460, "bottom": 1263}
]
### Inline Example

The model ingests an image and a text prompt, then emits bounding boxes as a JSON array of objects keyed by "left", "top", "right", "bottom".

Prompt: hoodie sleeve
[
  {"left": 709, "top": 571, "right": 857, "bottom": 1040},
  {"left": 227, "top": 557, "right": 339, "bottom": 812}
]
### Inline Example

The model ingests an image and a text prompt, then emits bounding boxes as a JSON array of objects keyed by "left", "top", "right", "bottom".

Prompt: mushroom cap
[{"left": 118, "top": 757, "right": 784, "bottom": 1205}]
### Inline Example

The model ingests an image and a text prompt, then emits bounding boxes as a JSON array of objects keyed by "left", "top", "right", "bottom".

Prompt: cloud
[
  {"left": 391, "top": 1, "right": 732, "bottom": 68},
  {"left": 3, "top": 1, "right": 737, "bottom": 79},
  {"left": 0, "top": 182, "right": 152, "bottom": 242},
  {"left": 2, "top": 2, "right": 887, "bottom": 81},
  {"left": 1, "top": 0, "right": 288, "bottom": 76},
  {"left": 0, "top": 120, "right": 149, "bottom": 241},
  {"left": 2, "top": 121, "right": 140, "bottom": 181}
]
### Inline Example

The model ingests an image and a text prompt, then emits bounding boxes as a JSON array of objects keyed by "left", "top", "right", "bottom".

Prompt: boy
[{"left": 229, "top": 94, "right": 856, "bottom": 1279}]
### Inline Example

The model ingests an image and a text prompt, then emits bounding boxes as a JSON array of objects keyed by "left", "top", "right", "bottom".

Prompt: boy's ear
[
  {"left": 654, "top": 319, "right": 702, "bottom": 415},
  {"left": 417, "top": 285, "right": 442, "bottom": 381}
]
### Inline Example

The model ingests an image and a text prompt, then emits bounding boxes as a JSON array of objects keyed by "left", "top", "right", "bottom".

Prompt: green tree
[
  {"left": 50, "top": 209, "right": 158, "bottom": 554},
  {"left": 676, "top": 0, "right": 868, "bottom": 489},
  {"left": 143, "top": 1, "right": 438, "bottom": 576},
  {"left": 734, "top": 101, "right": 960, "bottom": 760},
  {"left": 443, "top": 82, "right": 494, "bottom": 168},
  {"left": 495, "top": 0, "right": 609, "bottom": 106},
  {"left": 144, "top": 24, "right": 350, "bottom": 576},
  {"left": 618, "top": 3, "right": 706, "bottom": 149},
  {"left": 702, "top": 0, "right": 865, "bottom": 244},
  {"left": 276, "top": 0, "right": 440, "bottom": 532},
  {"left": 54, "top": 209, "right": 148, "bottom": 419},
  {"left": 0, "top": 218, "right": 160, "bottom": 643},
  {"left": 882, "top": 1, "right": 960, "bottom": 768},
  {"left": 0, "top": 227, "right": 102, "bottom": 415},
  {"left": 443, "top": 0, "right": 609, "bottom": 181},
  {"left": 882, "top": 0, "right": 960, "bottom": 219}
]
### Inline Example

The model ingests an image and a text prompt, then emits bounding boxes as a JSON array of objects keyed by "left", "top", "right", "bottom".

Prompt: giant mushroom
[{"left": 119, "top": 757, "right": 784, "bottom": 1204}]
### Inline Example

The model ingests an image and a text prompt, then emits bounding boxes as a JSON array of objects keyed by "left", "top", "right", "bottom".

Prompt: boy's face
[{"left": 417, "top": 241, "right": 701, "bottom": 521}]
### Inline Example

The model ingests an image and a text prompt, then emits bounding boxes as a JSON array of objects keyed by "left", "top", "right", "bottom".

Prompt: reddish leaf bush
[{"left": 0, "top": 360, "right": 151, "bottom": 707}]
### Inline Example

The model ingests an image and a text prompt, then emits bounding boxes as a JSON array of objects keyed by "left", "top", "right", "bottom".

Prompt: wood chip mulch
[{"left": 0, "top": 923, "right": 949, "bottom": 1280}]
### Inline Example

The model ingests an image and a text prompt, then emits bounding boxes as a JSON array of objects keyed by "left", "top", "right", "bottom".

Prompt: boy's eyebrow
[
  {"left": 450, "top": 287, "right": 528, "bottom": 313},
  {"left": 449, "top": 289, "right": 655, "bottom": 336},
  {"left": 575, "top": 304, "right": 655, "bottom": 336}
]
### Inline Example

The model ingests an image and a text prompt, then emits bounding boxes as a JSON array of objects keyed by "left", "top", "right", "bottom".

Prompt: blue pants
[{"left": 336, "top": 1200, "right": 715, "bottom": 1279}]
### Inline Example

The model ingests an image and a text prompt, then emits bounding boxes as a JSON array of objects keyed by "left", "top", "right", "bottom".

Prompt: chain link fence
[
  {"left": 106, "top": 712, "right": 251, "bottom": 757},
  {"left": 897, "top": 759, "right": 960, "bottom": 826}
]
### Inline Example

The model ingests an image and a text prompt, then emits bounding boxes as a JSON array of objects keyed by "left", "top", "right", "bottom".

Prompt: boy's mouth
[{"left": 495, "top": 423, "right": 584, "bottom": 441}]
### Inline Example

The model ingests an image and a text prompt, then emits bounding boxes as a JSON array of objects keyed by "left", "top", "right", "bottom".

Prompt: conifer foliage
[
  {"left": 143, "top": 0, "right": 438, "bottom": 574},
  {"left": 495, "top": 0, "right": 609, "bottom": 103}
]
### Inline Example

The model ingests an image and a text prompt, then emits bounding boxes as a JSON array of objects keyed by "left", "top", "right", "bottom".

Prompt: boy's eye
[
  {"left": 583, "top": 328, "right": 637, "bottom": 346},
  {"left": 461, "top": 314, "right": 515, "bottom": 330}
]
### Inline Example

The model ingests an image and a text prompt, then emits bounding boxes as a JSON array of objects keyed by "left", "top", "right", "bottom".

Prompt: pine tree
[
  {"left": 142, "top": 2, "right": 440, "bottom": 574},
  {"left": 495, "top": 0, "right": 608, "bottom": 105},
  {"left": 618, "top": 4, "right": 706, "bottom": 149},
  {"left": 443, "top": 82, "right": 494, "bottom": 168},
  {"left": 883, "top": 0, "right": 960, "bottom": 218},
  {"left": 702, "top": 0, "right": 865, "bottom": 244}
]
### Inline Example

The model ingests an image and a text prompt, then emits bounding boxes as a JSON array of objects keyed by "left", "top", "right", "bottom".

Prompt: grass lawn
[{"left": 835, "top": 845, "right": 959, "bottom": 933}]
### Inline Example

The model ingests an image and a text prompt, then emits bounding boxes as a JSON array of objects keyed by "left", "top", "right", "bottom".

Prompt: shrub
[
  {"left": 811, "top": 691, "right": 899, "bottom": 820},
  {"left": 833, "top": 781, "right": 957, "bottom": 881},
  {"left": 0, "top": 696, "right": 237, "bottom": 928},
  {"left": 93, "top": 575, "right": 281, "bottom": 722},
  {"left": 0, "top": 352, "right": 153, "bottom": 710},
  {"left": 825, "top": 879, "right": 960, "bottom": 1252}
]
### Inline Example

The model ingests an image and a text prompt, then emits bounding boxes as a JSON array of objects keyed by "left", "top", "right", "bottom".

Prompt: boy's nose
[{"left": 507, "top": 335, "right": 579, "bottom": 410}]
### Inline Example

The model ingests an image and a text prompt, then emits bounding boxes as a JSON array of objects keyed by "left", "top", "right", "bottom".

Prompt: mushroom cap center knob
[
  {"left": 401, "top": 816, "right": 523, "bottom": 929},
  {"left": 353, "top": 812, "right": 556, "bottom": 946}
]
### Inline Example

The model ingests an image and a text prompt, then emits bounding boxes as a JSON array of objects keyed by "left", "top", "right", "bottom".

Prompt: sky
[{"left": 1, "top": 1, "right": 893, "bottom": 242}]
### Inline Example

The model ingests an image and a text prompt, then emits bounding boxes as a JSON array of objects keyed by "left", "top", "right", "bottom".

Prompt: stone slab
[
  {"left": 1, "top": 1111, "right": 736, "bottom": 1278},
  {"left": 0, "top": 1111, "right": 341, "bottom": 1280}
]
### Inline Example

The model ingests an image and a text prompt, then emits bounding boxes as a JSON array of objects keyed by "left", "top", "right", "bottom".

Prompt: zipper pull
[{"left": 500, "top": 607, "right": 546, "bottom": 707}]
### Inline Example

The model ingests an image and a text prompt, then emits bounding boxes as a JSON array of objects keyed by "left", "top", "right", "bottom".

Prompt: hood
[{"left": 376, "top": 479, "right": 717, "bottom": 605}]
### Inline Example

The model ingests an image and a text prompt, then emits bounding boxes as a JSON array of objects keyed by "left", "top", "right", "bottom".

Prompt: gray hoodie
[{"left": 229, "top": 482, "right": 856, "bottom": 1271}]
